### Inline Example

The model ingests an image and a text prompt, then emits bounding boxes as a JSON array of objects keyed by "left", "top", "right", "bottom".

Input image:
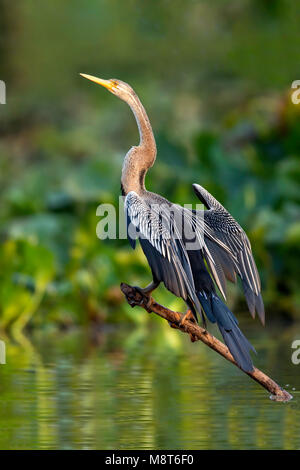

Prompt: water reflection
[{"left": 0, "top": 319, "right": 299, "bottom": 449}]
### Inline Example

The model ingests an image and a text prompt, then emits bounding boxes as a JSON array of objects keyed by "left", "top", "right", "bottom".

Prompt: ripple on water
[{"left": 0, "top": 326, "right": 299, "bottom": 450}]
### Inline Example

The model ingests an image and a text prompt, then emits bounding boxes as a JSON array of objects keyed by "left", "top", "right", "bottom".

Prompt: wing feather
[
  {"left": 193, "top": 183, "right": 265, "bottom": 324},
  {"left": 125, "top": 191, "right": 201, "bottom": 312}
]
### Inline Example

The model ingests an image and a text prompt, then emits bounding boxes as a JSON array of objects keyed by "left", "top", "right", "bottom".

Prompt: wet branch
[{"left": 120, "top": 283, "right": 292, "bottom": 402}]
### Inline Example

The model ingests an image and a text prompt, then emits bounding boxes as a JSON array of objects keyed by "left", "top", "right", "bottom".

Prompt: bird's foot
[
  {"left": 133, "top": 281, "right": 159, "bottom": 296},
  {"left": 180, "top": 309, "right": 196, "bottom": 328},
  {"left": 180, "top": 309, "right": 198, "bottom": 342},
  {"left": 189, "top": 334, "right": 198, "bottom": 343},
  {"left": 143, "top": 296, "right": 154, "bottom": 313},
  {"left": 132, "top": 286, "right": 154, "bottom": 313}
]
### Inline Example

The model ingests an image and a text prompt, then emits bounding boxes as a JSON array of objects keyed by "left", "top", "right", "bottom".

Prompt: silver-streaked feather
[{"left": 193, "top": 183, "right": 264, "bottom": 324}]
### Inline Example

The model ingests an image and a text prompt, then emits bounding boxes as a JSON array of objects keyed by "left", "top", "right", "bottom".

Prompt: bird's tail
[{"left": 197, "top": 292, "right": 256, "bottom": 372}]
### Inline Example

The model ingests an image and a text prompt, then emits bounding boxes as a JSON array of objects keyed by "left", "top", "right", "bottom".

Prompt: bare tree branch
[{"left": 120, "top": 283, "right": 292, "bottom": 402}]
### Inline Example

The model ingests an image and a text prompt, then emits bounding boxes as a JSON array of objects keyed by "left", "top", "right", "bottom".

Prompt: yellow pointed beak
[{"left": 80, "top": 73, "right": 116, "bottom": 91}]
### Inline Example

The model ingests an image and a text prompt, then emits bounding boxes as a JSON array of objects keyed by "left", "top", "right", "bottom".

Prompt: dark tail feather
[{"left": 198, "top": 292, "right": 256, "bottom": 372}]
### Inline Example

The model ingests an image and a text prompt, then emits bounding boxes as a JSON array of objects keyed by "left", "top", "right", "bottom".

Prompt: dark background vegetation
[{"left": 0, "top": 0, "right": 299, "bottom": 334}]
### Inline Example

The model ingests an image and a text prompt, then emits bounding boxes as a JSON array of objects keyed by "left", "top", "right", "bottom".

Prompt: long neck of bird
[{"left": 121, "top": 91, "right": 157, "bottom": 195}]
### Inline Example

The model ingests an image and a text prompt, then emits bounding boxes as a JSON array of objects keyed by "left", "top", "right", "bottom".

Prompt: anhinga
[{"left": 80, "top": 74, "right": 264, "bottom": 372}]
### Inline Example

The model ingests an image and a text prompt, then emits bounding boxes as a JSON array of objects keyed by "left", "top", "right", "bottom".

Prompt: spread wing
[
  {"left": 193, "top": 183, "right": 265, "bottom": 324},
  {"left": 125, "top": 191, "right": 239, "bottom": 306},
  {"left": 125, "top": 191, "right": 202, "bottom": 312}
]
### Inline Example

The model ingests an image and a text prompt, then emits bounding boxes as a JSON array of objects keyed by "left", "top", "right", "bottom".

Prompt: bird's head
[
  {"left": 80, "top": 74, "right": 135, "bottom": 103},
  {"left": 80, "top": 72, "right": 156, "bottom": 161}
]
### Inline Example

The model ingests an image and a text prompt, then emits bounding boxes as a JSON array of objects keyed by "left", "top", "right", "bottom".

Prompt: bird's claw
[
  {"left": 179, "top": 309, "right": 196, "bottom": 328},
  {"left": 144, "top": 296, "right": 154, "bottom": 313},
  {"left": 179, "top": 310, "right": 198, "bottom": 342},
  {"left": 127, "top": 297, "right": 136, "bottom": 308},
  {"left": 133, "top": 285, "right": 145, "bottom": 297},
  {"left": 189, "top": 334, "right": 198, "bottom": 342},
  {"left": 132, "top": 286, "right": 153, "bottom": 313}
]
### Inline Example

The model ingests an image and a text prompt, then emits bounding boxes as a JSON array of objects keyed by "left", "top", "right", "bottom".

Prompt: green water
[{"left": 0, "top": 318, "right": 299, "bottom": 450}]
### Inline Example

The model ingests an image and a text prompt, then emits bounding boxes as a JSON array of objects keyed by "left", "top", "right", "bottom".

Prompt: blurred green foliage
[{"left": 0, "top": 0, "right": 299, "bottom": 331}]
